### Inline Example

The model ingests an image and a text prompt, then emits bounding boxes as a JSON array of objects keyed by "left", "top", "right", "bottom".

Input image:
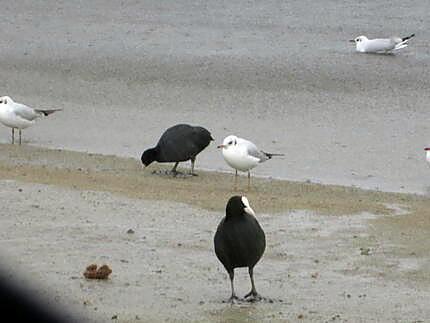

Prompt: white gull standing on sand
[
  {"left": 217, "top": 135, "right": 283, "bottom": 190},
  {"left": 0, "top": 96, "right": 62, "bottom": 145},
  {"left": 349, "top": 34, "right": 415, "bottom": 53}
]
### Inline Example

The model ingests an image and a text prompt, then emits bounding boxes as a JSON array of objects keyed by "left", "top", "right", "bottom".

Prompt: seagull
[
  {"left": 0, "top": 96, "right": 62, "bottom": 145},
  {"left": 349, "top": 34, "right": 415, "bottom": 53},
  {"left": 214, "top": 195, "right": 266, "bottom": 303},
  {"left": 425, "top": 147, "right": 430, "bottom": 165},
  {"left": 141, "top": 124, "right": 214, "bottom": 176},
  {"left": 217, "top": 135, "right": 283, "bottom": 190}
]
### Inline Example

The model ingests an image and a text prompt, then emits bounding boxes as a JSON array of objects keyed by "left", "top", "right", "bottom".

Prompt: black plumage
[
  {"left": 141, "top": 124, "right": 213, "bottom": 175},
  {"left": 214, "top": 196, "right": 266, "bottom": 302}
]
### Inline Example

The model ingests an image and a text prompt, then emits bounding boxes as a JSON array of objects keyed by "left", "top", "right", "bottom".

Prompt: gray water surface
[{"left": 0, "top": 0, "right": 429, "bottom": 194}]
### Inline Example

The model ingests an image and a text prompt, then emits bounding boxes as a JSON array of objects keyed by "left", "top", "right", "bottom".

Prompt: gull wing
[
  {"left": 366, "top": 38, "right": 395, "bottom": 52},
  {"left": 12, "top": 103, "right": 39, "bottom": 121},
  {"left": 239, "top": 138, "right": 270, "bottom": 162},
  {"left": 392, "top": 36, "right": 411, "bottom": 51}
]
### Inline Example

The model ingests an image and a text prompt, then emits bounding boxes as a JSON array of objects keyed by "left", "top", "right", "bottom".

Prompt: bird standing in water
[
  {"left": 0, "top": 96, "right": 62, "bottom": 145},
  {"left": 349, "top": 34, "right": 415, "bottom": 53},
  {"left": 425, "top": 147, "right": 430, "bottom": 166}
]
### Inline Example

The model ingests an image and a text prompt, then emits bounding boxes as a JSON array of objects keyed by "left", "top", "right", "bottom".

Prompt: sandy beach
[
  {"left": 1, "top": 145, "right": 430, "bottom": 322},
  {"left": 1, "top": 0, "right": 430, "bottom": 322}
]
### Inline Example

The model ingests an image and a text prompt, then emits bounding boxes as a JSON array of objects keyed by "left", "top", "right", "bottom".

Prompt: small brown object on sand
[{"left": 83, "top": 264, "right": 112, "bottom": 279}]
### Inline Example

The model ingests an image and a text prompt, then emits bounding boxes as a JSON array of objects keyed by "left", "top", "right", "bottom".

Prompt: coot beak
[{"left": 244, "top": 205, "right": 256, "bottom": 217}]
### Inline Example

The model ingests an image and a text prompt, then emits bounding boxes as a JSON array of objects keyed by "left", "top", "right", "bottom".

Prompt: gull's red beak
[
  {"left": 217, "top": 144, "right": 225, "bottom": 149},
  {"left": 425, "top": 148, "right": 430, "bottom": 151}
]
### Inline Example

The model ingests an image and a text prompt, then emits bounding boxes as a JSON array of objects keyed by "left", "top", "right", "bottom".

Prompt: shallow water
[{"left": 0, "top": 0, "right": 429, "bottom": 193}]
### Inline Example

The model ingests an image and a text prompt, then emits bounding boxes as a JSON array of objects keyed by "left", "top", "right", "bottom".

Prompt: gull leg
[
  {"left": 19, "top": 129, "right": 22, "bottom": 145},
  {"left": 247, "top": 171, "right": 251, "bottom": 191},
  {"left": 234, "top": 170, "right": 238, "bottom": 191},
  {"left": 11, "top": 128, "right": 14, "bottom": 144}
]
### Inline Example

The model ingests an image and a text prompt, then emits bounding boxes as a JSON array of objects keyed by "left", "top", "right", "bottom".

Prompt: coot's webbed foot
[
  {"left": 170, "top": 162, "right": 182, "bottom": 177},
  {"left": 244, "top": 290, "right": 262, "bottom": 302},
  {"left": 226, "top": 294, "right": 240, "bottom": 304},
  {"left": 170, "top": 170, "right": 184, "bottom": 177}
]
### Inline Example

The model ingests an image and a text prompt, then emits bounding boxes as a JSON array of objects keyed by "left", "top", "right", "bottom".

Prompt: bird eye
[
  {"left": 234, "top": 140, "right": 237, "bottom": 145},
  {"left": 228, "top": 141, "right": 233, "bottom": 145}
]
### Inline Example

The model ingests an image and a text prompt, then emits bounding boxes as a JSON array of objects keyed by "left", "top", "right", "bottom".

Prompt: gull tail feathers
[
  {"left": 263, "top": 151, "right": 285, "bottom": 159},
  {"left": 402, "top": 33, "right": 415, "bottom": 42},
  {"left": 393, "top": 43, "right": 408, "bottom": 51},
  {"left": 35, "top": 108, "right": 62, "bottom": 116},
  {"left": 393, "top": 33, "right": 415, "bottom": 51}
]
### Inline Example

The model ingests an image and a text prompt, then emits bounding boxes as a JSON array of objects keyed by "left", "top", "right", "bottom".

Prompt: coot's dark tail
[{"left": 402, "top": 33, "right": 415, "bottom": 42}]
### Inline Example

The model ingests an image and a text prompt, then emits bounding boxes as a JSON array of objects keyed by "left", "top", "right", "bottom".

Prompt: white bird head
[
  {"left": 217, "top": 135, "right": 238, "bottom": 149},
  {"left": 350, "top": 35, "right": 368, "bottom": 43},
  {"left": 349, "top": 35, "right": 368, "bottom": 51},
  {"left": 0, "top": 96, "right": 13, "bottom": 105}
]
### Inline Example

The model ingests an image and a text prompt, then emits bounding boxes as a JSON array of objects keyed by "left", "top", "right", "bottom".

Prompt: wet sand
[
  {"left": 1, "top": 144, "right": 430, "bottom": 322},
  {"left": 1, "top": 1, "right": 430, "bottom": 321}
]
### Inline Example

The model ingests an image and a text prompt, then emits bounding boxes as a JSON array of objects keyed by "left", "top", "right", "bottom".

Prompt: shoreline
[
  {"left": 1, "top": 143, "right": 430, "bottom": 322},
  {"left": 0, "top": 143, "right": 427, "bottom": 216},
  {"left": 0, "top": 1, "right": 429, "bottom": 320}
]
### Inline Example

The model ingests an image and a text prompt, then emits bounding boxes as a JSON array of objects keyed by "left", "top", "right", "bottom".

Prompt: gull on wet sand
[
  {"left": 0, "top": 96, "right": 62, "bottom": 145},
  {"left": 214, "top": 196, "right": 266, "bottom": 303},
  {"left": 141, "top": 124, "right": 213, "bottom": 176},
  {"left": 217, "top": 135, "right": 284, "bottom": 190},
  {"left": 349, "top": 34, "right": 415, "bottom": 53}
]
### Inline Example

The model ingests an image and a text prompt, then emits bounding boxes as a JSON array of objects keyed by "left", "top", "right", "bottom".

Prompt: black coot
[
  {"left": 214, "top": 195, "right": 266, "bottom": 302},
  {"left": 141, "top": 124, "right": 213, "bottom": 175}
]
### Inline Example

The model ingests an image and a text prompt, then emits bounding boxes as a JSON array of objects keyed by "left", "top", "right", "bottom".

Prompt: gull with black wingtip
[
  {"left": 0, "top": 96, "right": 62, "bottom": 145},
  {"left": 349, "top": 33, "right": 415, "bottom": 53},
  {"left": 218, "top": 135, "right": 284, "bottom": 190}
]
